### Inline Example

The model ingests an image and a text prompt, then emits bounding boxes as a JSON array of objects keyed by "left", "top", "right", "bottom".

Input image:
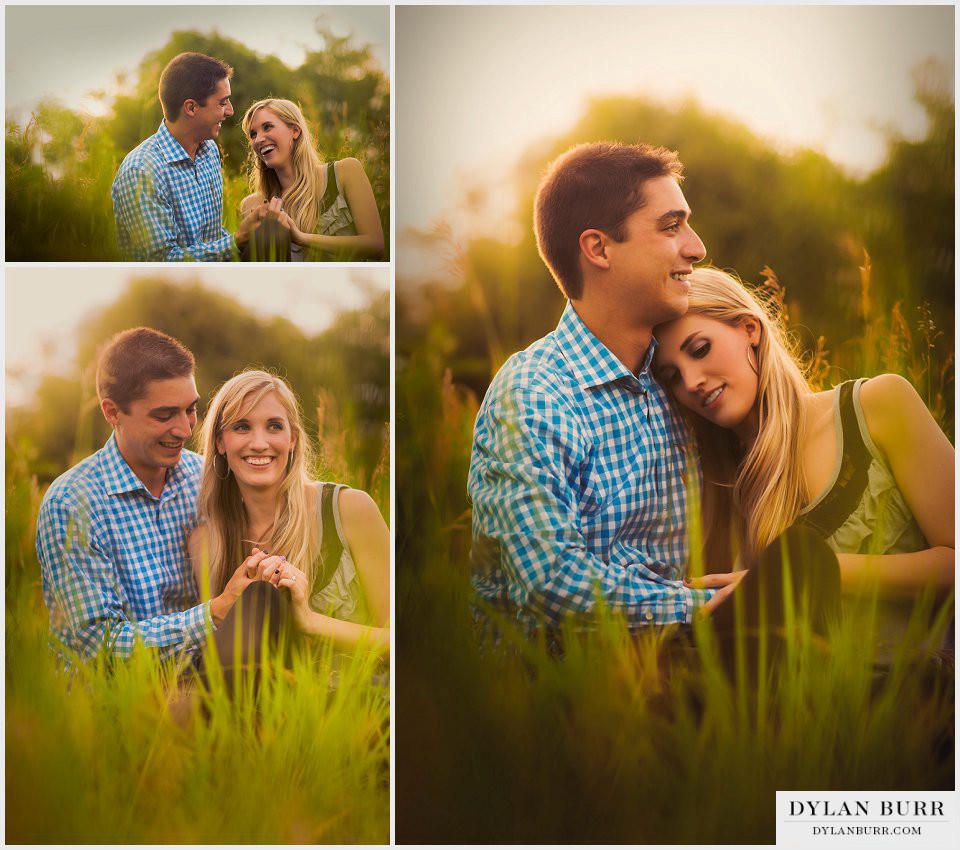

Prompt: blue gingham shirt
[
  {"left": 469, "top": 302, "right": 715, "bottom": 628},
  {"left": 36, "top": 434, "right": 209, "bottom": 660},
  {"left": 112, "top": 121, "right": 235, "bottom": 261}
]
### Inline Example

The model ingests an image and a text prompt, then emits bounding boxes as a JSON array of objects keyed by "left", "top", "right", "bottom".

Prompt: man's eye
[{"left": 665, "top": 223, "right": 680, "bottom": 233}]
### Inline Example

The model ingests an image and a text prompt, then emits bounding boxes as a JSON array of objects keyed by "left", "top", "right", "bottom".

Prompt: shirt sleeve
[
  {"left": 36, "top": 493, "right": 212, "bottom": 661},
  {"left": 111, "top": 161, "right": 235, "bottom": 262},
  {"left": 469, "top": 385, "right": 713, "bottom": 626}
]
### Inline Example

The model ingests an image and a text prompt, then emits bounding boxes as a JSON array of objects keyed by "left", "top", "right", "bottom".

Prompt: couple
[
  {"left": 36, "top": 328, "right": 389, "bottom": 671},
  {"left": 469, "top": 142, "right": 953, "bottom": 648},
  {"left": 111, "top": 52, "right": 384, "bottom": 262}
]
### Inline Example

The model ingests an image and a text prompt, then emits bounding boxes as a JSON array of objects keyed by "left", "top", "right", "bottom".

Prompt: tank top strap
[
  {"left": 312, "top": 481, "right": 350, "bottom": 595},
  {"left": 321, "top": 161, "right": 339, "bottom": 210},
  {"left": 796, "top": 379, "right": 873, "bottom": 539}
]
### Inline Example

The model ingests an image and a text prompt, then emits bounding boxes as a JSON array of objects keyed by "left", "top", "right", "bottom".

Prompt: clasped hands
[
  {"left": 213, "top": 546, "right": 310, "bottom": 626},
  {"left": 237, "top": 197, "right": 304, "bottom": 244}
]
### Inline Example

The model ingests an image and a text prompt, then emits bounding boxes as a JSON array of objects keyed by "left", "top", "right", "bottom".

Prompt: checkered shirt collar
[
  {"left": 97, "top": 432, "right": 191, "bottom": 500},
  {"left": 155, "top": 121, "right": 215, "bottom": 166},
  {"left": 555, "top": 301, "right": 658, "bottom": 390}
]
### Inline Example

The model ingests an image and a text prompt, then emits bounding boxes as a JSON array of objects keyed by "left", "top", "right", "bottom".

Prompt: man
[
  {"left": 35, "top": 327, "right": 260, "bottom": 661},
  {"left": 469, "top": 142, "right": 739, "bottom": 632},
  {"left": 112, "top": 52, "right": 265, "bottom": 261}
]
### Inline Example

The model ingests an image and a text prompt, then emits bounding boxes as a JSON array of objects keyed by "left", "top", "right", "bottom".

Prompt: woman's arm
[
  {"left": 289, "top": 158, "right": 385, "bottom": 258},
  {"left": 259, "top": 488, "right": 390, "bottom": 653},
  {"left": 842, "top": 374, "right": 955, "bottom": 597},
  {"left": 338, "top": 488, "right": 390, "bottom": 626}
]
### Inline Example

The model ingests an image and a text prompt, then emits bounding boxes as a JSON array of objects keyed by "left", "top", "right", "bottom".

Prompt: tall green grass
[
  {"left": 396, "top": 261, "right": 954, "bottom": 843},
  {"left": 5, "top": 402, "right": 390, "bottom": 843}
]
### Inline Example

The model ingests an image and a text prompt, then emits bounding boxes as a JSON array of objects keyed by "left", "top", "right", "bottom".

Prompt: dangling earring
[
  {"left": 214, "top": 452, "right": 231, "bottom": 480},
  {"left": 746, "top": 345, "right": 760, "bottom": 377}
]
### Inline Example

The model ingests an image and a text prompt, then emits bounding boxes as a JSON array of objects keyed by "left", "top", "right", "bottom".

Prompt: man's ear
[
  {"left": 741, "top": 316, "right": 763, "bottom": 346},
  {"left": 183, "top": 99, "right": 198, "bottom": 118},
  {"left": 101, "top": 398, "right": 122, "bottom": 429},
  {"left": 579, "top": 229, "right": 610, "bottom": 271}
]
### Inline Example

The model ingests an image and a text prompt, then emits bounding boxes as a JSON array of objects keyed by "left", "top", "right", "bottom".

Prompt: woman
[
  {"left": 189, "top": 370, "right": 389, "bottom": 655},
  {"left": 652, "top": 267, "right": 954, "bottom": 630},
  {"left": 239, "top": 98, "right": 384, "bottom": 261}
]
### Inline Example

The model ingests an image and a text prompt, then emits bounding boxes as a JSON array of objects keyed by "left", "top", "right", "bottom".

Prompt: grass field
[{"left": 5, "top": 426, "right": 390, "bottom": 843}]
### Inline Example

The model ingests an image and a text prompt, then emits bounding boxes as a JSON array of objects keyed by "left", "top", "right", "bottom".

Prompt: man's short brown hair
[
  {"left": 158, "top": 52, "right": 233, "bottom": 121},
  {"left": 96, "top": 327, "right": 195, "bottom": 411},
  {"left": 534, "top": 142, "right": 684, "bottom": 300}
]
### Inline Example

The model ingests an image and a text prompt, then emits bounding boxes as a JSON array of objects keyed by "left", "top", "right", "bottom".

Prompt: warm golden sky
[
  {"left": 5, "top": 267, "right": 389, "bottom": 406},
  {"left": 397, "top": 4, "right": 954, "bottom": 251},
  {"left": 6, "top": 4, "right": 390, "bottom": 121}
]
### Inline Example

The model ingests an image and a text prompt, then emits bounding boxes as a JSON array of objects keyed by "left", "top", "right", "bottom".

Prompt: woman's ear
[
  {"left": 292, "top": 126, "right": 301, "bottom": 140},
  {"left": 215, "top": 437, "right": 224, "bottom": 455},
  {"left": 741, "top": 316, "right": 762, "bottom": 347}
]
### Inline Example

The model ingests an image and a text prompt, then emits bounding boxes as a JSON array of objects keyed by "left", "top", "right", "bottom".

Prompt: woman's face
[
  {"left": 654, "top": 313, "right": 762, "bottom": 438},
  {"left": 246, "top": 107, "right": 300, "bottom": 171},
  {"left": 217, "top": 390, "right": 296, "bottom": 492}
]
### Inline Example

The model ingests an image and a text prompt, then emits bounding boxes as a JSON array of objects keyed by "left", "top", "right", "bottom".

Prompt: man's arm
[
  {"left": 469, "top": 386, "right": 713, "bottom": 626},
  {"left": 36, "top": 494, "right": 211, "bottom": 661},
  {"left": 112, "top": 162, "right": 236, "bottom": 262}
]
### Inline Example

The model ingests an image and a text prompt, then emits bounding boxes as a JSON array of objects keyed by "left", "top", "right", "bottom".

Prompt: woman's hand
[
  {"left": 209, "top": 548, "right": 274, "bottom": 626},
  {"left": 686, "top": 570, "right": 748, "bottom": 617},
  {"left": 276, "top": 210, "right": 304, "bottom": 245},
  {"left": 257, "top": 554, "right": 312, "bottom": 628}
]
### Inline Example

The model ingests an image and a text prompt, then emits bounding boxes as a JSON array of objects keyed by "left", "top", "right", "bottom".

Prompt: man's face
[
  {"left": 108, "top": 376, "right": 199, "bottom": 481},
  {"left": 188, "top": 77, "right": 234, "bottom": 141},
  {"left": 603, "top": 176, "right": 706, "bottom": 326}
]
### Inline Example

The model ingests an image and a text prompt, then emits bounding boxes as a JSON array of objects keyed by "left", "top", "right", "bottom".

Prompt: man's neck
[
  {"left": 164, "top": 119, "right": 203, "bottom": 160},
  {"left": 572, "top": 299, "right": 654, "bottom": 376},
  {"left": 117, "top": 450, "right": 169, "bottom": 499}
]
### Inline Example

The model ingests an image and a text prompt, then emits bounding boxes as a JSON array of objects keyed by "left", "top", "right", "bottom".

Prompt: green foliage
[{"left": 6, "top": 22, "right": 390, "bottom": 261}]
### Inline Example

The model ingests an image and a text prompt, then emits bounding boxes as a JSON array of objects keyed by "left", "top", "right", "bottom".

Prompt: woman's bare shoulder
[
  {"left": 858, "top": 374, "right": 925, "bottom": 446},
  {"left": 337, "top": 488, "right": 383, "bottom": 536}
]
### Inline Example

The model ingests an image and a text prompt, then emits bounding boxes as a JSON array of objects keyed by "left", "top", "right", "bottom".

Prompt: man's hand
[
  {"left": 686, "top": 570, "right": 748, "bottom": 617},
  {"left": 234, "top": 205, "right": 265, "bottom": 248}
]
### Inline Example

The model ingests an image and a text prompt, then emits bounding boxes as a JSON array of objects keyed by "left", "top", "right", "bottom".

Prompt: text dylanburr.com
[{"left": 776, "top": 791, "right": 956, "bottom": 848}]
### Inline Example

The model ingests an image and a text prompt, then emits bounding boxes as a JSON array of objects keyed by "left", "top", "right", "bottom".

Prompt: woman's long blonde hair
[
  {"left": 241, "top": 98, "right": 326, "bottom": 235},
  {"left": 196, "top": 370, "right": 319, "bottom": 596},
  {"left": 663, "top": 268, "right": 813, "bottom": 569}
]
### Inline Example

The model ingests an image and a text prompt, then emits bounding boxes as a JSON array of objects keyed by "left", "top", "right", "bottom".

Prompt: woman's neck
[
  {"left": 271, "top": 165, "right": 295, "bottom": 193},
  {"left": 239, "top": 483, "right": 282, "bottom": 545}
]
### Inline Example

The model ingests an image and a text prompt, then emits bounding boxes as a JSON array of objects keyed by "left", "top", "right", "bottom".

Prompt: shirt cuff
[{"left": 681, "top": 584, "right": 717, "bottom": 624}]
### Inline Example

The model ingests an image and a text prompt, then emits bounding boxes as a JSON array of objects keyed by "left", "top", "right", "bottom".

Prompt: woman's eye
[
  {"left": 232, "top": 423, "right": 249, "bottom": 432},
  {"left": 691, "top": 342, "right": 711, "bottom": 359},
  {"left": 268, "top": 422, "right": 284, "bottom": 431}
]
